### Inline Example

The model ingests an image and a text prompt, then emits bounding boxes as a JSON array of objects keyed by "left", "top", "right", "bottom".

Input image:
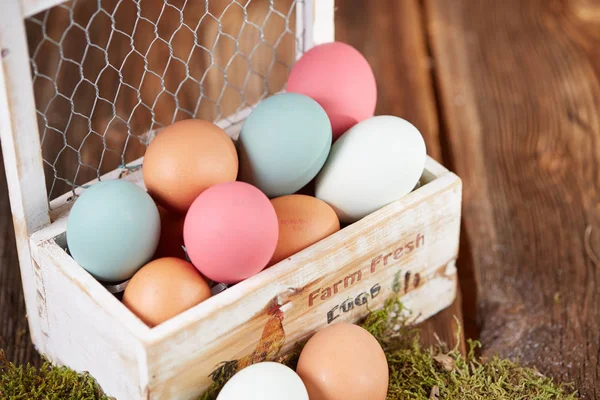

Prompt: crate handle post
[{"left": 0, "top": 0, "right": 51, "bottom": 352}]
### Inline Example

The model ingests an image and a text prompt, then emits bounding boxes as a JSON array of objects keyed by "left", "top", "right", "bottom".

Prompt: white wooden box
[{"left": 0, "top": 0, "right": 462, "bottom": 399}]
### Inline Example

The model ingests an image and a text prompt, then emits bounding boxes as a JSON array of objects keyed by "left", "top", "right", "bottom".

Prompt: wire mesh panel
[{"left": 24, "top": 0, "right": 303, "bottom": 203}]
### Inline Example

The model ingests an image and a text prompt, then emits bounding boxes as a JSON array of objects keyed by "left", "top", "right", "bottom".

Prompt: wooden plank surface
[{"left": 426, "top": 0, "right": 600, "bottom": 397}]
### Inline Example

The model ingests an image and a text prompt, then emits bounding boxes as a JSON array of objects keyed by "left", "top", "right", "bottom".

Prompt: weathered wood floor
[{"left": 2, "top": 0, "right": 600, "bottom": 398}]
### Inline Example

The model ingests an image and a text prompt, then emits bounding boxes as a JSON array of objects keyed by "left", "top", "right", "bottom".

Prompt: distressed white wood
[
  {"left": 29, "top": 239, "right": 149, "bottom": 399},
  {"left": 20, "top": 0, "right": 69, "bottom": 18},
  {"left": 422, "top": 155, "right": 449, "bottom": 177},
  {"left": 0, "top": 0, "right": 51, "bottom": 356},
  {"left": 29, "top": 237, "right": 151, "bottom": 339},
  {"left": 299, "top": 0, "right": 335, "bottom": 54},
  {"left": 295, "top": 0, "right": 309, "bottom": 59},
  {"left": 312, "top": 0, "right": 335, "bottom": 45}
]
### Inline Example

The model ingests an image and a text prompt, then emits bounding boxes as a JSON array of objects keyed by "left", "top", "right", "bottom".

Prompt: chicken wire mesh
[{"left": 24, "top": 0, "right": 304, "bottom": 203}]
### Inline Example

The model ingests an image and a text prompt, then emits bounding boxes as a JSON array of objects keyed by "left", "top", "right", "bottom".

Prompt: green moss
[
  {"left": 0, "top": 351, "right": 112, "bottom": 400},
  {"left": 369, "top": 298, "right": 577, "bottom": 399}
]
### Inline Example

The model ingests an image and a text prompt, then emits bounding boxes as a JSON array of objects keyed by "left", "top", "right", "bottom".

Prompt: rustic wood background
[{"left": 2, "top": 0, "right": 600, "bottom": 398}]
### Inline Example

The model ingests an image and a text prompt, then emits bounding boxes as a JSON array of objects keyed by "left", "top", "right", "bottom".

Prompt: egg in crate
[
  {"left": 66, "top": 179, "right": 161, "bottom": 282},
  {"left": 142, "top": 119, "right": 238, "bottom": 214},
  {"left": 286, "top": 41, "right": 377, "bottom": 140},
  {"left": 315, "top": 116, "right": 427, "bottom": 223},
  {"left": 237, "top": 92, "right": 332, "bottom": 198},
  {"left": 183, "top": 181, "right": 279, "bottom": 284},
  {"left": 122, "top": 257, "right": 211, "bottom": 327},
  {"left": 268, "top": 194, "right": 340, "bottom": 266}
]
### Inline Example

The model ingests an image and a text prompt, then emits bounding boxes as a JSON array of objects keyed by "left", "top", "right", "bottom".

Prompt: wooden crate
[{"left": 0, "top": 0, "right": 462, "bottom": 399}]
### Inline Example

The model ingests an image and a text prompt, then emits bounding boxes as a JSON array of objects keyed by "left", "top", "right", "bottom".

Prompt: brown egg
[
  {"left": 296, "top": 323, "right": 389, "bottom": 400},
  {"left": 143, "top": 119, "right": 238, "bottom": 213},
  {"left": 122, "top": 257, "right": 211, "bottom": 327},
  {"left": 153, "top": 205, "right": 186, "bottom": 260},
  {"left": 269, "top": 194, "right": 339, "bottom": 266}
]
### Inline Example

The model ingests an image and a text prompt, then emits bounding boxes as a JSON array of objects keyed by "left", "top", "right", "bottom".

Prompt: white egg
[
  {"left": 315, "top": 115, "right": 426, "bottom": 223},
  {"left": 216, "top": 362, "right": 309, "bottom": 400}
]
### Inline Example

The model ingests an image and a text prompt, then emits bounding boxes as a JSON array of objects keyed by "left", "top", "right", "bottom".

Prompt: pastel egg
[
  {"left": 122, "top": 257, "right": 211, "bottom": 327},
  {"left": 142, "top": 119, "right": 238, "bottom": 214},
  {"left": 238, "top": 93, "right": 332, "bottom": 198},
  {"left": 183, "top": 182, "right": 278, "bottom": 284},
  {"left": 66, "top": 180, "right": 161, "bottom": 282},
  {"left": 286, "top": 42, "right": 377, "bottom": 140},
  {"left": 217, "top": 362, "right": 309, "bottom": 400},
  {"left": 269, "top": 195, "right": 340, "bottom": 266},
  {"left": 296, "top": 323, "right": 389, "bottom": 400},
  {"left": 315, "top": 116, "right": 426, "bottom": 223}
]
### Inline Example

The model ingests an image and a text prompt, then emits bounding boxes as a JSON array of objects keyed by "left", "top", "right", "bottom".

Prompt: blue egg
[
  {"left": 66, "top": 179, "right": 161, "bottom": 283},
  {"left": 238, "top": 92, "right": 332, "bottom": 197}
]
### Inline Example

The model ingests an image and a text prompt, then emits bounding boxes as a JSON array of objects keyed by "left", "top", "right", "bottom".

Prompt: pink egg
[
  {"left": 183, "top": 182, "right": 279, "bottom": 284},
  {"left": 286, "top": 42, "right": 377, "bottom": 141}
]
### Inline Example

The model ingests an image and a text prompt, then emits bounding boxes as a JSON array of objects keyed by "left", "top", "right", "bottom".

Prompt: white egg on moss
[{"left": 216, "top": 362, "right": 308, "bottom": 400}]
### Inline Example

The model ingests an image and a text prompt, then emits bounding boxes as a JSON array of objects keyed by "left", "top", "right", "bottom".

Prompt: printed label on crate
[{"left": 304, "top": 232, "right": 426, "bottom": 323}]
